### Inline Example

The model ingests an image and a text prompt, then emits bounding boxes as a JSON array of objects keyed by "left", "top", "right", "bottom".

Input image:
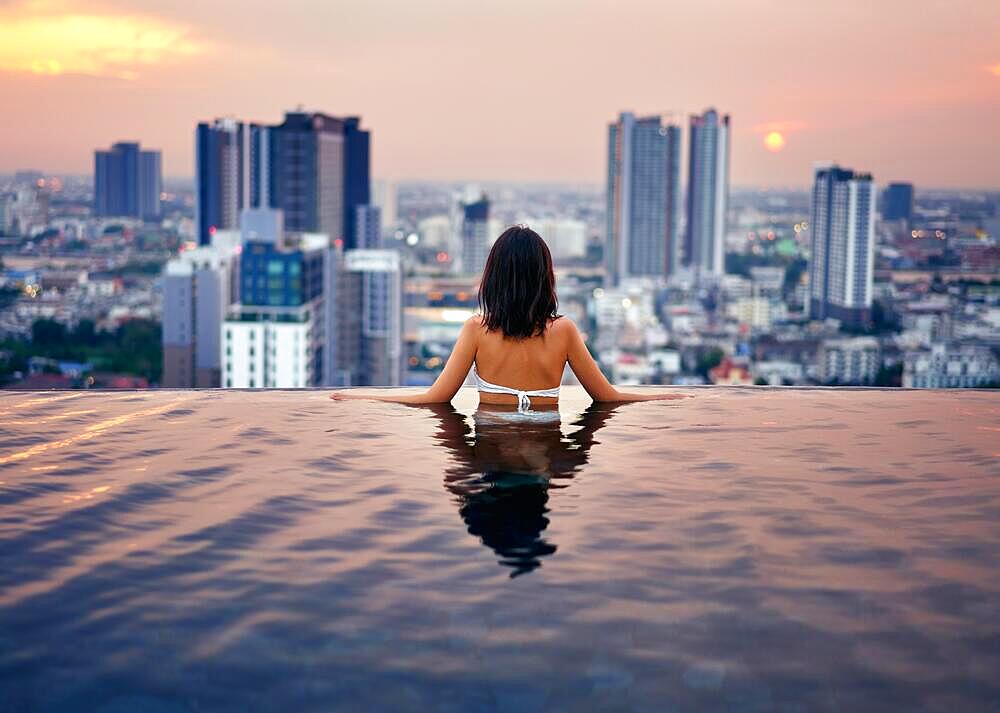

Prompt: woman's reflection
[{"left": 423, "top": 402, "right": 617, "bottom": 577}]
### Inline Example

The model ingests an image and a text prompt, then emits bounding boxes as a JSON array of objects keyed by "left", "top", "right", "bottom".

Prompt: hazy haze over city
[{"left": 1, "top": 0, "right": 998, "bottom": 187}]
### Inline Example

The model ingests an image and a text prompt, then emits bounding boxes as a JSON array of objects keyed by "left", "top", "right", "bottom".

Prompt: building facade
[
  {"left": 460, "top": 195, "right": 491, "bottom": 276},
  {"left": 881, "top": 182, "right": 914, "bottom": 223},
  {"left": 197, "top": 112, "right": 371, "bottom": 247},
  {"left": 355, "top": 204, "right": 383, "bottom": 249},
  {"left": 161, "top": 231, "right": 240, "bottom": 387},
  {"left": 222, "top": 235, "right": 328, "bottom": 388},
  {"left": 251, "top": 112, "right": 370, "bottom": 248},
  {"left": 817, "top": 337, "right": 880, "bottom": 385},
  {"left": 606, "top": 112, "right": 682, "bottom": 284},
  {"left": 903, "top": 343, "right": 999, "bottom": 388},
  {"left": 809, "top": 164, "right": 876, "bottom": 327},
  {"left": 196, "top": 119, "right": 246, "bottom": 245},
  {"left": 684, "top": 109, "right": 730, "bottom": 277},
  {"left": 94, "top": 142, "right": 161, "bottom": 220},
  {"left": 330, "top": 250, "right": 404, "bottom": 386}
]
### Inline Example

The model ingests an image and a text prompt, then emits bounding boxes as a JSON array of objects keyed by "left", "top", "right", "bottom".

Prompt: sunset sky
[{"left": 1, "top": 0, "right": 998, "bottom": 188}]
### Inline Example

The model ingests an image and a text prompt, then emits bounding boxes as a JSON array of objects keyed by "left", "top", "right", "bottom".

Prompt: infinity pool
[{"left": 1, "top": 387, "right": 998, "bottom": 712}]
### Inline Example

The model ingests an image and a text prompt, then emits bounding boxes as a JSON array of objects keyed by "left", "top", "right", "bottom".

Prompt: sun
[{"left": 764, "top": 131, "right": 786, "bottom": 152}]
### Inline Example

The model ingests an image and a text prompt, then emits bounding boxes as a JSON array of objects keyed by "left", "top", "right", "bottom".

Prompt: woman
[{"left": 331, "top": 225, "right": 685, "bottom": 408}]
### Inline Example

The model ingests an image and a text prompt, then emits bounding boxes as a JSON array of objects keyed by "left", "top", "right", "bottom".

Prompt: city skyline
[{"left": 1, "top": 0, "right": 998, "bottom": 188}]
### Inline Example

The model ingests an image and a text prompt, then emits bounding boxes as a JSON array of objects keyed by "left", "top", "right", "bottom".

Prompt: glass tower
[{"left": 684, "top": 109, "right": 730, "bottom": 277}]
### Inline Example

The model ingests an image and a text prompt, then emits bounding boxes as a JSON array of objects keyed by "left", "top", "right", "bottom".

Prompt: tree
[
  {"left": 32, "top": 319, "right": 68, "bottom": 348},
  {"left": 874, "top": 364, "right": 903, "bottom": 387},
  {"left": 696, "top": 348, "right": 724, "bottom": 379},
  {"left": 72, "top": 319, "right": 99, "bottom": 347}
]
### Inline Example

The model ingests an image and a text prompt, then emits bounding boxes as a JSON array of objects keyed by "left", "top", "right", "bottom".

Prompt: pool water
[{"left": 1, "top": 387, "right": 999, "bottom": 712}]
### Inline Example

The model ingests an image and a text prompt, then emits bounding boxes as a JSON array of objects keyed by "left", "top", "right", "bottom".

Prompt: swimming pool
[{"left": 1, "top": 387, "right": 998, "bottom": 711}]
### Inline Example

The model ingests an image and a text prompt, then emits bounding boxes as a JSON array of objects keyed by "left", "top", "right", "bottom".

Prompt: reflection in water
[{"left": 425, "top": 403, "right": 616, "bottom": 577}]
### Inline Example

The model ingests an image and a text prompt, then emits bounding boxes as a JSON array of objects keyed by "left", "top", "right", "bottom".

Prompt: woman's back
[{"left": 473, "top": 318, "right": 568, "bottom": 406}]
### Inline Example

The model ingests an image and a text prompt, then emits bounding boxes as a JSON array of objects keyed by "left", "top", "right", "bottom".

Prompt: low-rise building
[
  {"left": 817, "top": 337, "right": 881, "bottom": 385},
  {"left": 903, "top": 343, "right": 999, "bottom": 388}
]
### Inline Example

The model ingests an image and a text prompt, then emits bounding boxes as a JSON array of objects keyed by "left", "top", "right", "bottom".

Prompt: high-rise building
[
  {"left": 460, "top": 195, "right": 490, "bottom": 275},
  {"left": 197, "top": 111, "right": 371, "bottom": 247},
  {"left": 881, "top": 182, "right": 914, "bottom": 223},
  {"left": 809, "top": 164, "right": 876, "bottom": 327},
  {"left": 684, "top": 109, "right": 730, "bottom": 277},
  {"left": 251, "top": 112, "right": 370, "bottom": 247},
  {"left": 161, "top": 230, "right": 241, "bottom": 387},
  {"left": 196, "top": 119, "right": 246, "bottom": 245},
  {"left": 605, "top": 112, "right": 682, "bottom": 285},
  {"left": 328, "top": 250, "right": 403, "bottom": 386},
  {"left": 94, "top": 141, "right": 161, "bottom": 220}
]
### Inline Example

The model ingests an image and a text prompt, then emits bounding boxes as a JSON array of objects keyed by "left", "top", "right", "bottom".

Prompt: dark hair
[{"left": 478, "top": 225, "right": 559, "bottom": 338}]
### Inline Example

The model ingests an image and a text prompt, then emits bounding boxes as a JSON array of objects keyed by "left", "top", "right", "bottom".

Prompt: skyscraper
[
  {"left": 881, "top": 182, "right": 914, "bottom": 223},
  {"left": 252, "top": 112, "right": 370, "bottom": 247},
  {"left": 197, "top": 111, "right": 372, "bottom": 247},
  {"left": 809, "top": 164, "right": 876, "bottom": 327},
  {"left": 196, "top": 119, "right": 246, "bottom": 245},
  {"left": 94, "top": 141, "right": 161, "bottom": 220},
  {"left": 684, "top": 109, "right": 730, "bottom": 277},
  {"left": 460, "top": 194, "right": 490, "bottom": 275},
  {"left": 606, "top": 112, "right": 683, "bottom": 285}
]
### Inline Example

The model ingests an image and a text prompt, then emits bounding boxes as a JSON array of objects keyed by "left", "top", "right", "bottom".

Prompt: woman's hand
[{"left": 329, "top": 391, "right": 376, "bottom": 401}]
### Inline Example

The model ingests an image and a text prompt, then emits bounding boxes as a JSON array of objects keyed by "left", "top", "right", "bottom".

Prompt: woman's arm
[
  {"left": 564, "top": 319, "right": 686, "bottom": 402},
  {"left": 330, "top": 317, "right": 480, "bottom": 404}
]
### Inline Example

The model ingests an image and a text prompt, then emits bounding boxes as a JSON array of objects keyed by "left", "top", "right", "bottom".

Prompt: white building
[
  {"left": 903, "top": 343, "right": 999, "bottom": 388},
  {"left": 527, "top": 218, "right": 587, "bottom": 261},
  {"left": 222, "top": 313, "right": 314, "bottom": 389},
  {"left": 372, "top": 179, "right": 397, "bottom": 234},
  {"left": 418, "top": 215, "right": 452, "bottom": 250},
  {"left": 809, "top": 164, "right": 876, "bottom": 327},
  {"left": 817, "top": 337, "right": 880, "bottom": 385},
  {"left": 161, "top": 229, "right": 241, "bottom": 387},
  {"left": 753, "top": 360, "right": 805, "bottom": 386},
  {"left": 727, "top": 297, "right": 773, "bottom": 331}
]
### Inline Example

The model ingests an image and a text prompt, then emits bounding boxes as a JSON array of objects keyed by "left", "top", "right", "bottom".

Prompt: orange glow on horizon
[{"left": 0, "top": 5, "right": 207, "bottom": 79}]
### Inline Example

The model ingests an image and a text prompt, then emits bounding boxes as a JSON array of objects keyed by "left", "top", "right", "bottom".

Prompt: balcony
[{"left": 1, "top": 387, "right": 998, "bottom": 711}]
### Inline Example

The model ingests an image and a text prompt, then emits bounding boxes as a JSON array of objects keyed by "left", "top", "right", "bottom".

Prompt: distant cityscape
[{"left": 1, "top": 107, "right": 998, "bottom": 390}]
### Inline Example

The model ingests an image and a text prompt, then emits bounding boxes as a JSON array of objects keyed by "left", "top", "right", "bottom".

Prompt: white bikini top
[{"left": 473, "top": 365, "right": 561, "bottom": 412}]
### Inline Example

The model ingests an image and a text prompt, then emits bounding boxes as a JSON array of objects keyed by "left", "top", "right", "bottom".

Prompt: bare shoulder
[
  {"left": 463, "top": 315, "right": 486, "bottom": 333},
  {"left": 549, "top": 316, "right": 580, "bottom": 341}
]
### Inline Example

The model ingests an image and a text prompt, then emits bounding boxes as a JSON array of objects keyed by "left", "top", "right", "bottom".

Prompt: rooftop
[{"left": 1, "top": 387, "right": 998, "bottom": 711}]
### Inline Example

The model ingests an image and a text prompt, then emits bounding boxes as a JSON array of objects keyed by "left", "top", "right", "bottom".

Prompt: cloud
[{"left": 0, "top": 2, "right": 208, "bottom": 79}]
